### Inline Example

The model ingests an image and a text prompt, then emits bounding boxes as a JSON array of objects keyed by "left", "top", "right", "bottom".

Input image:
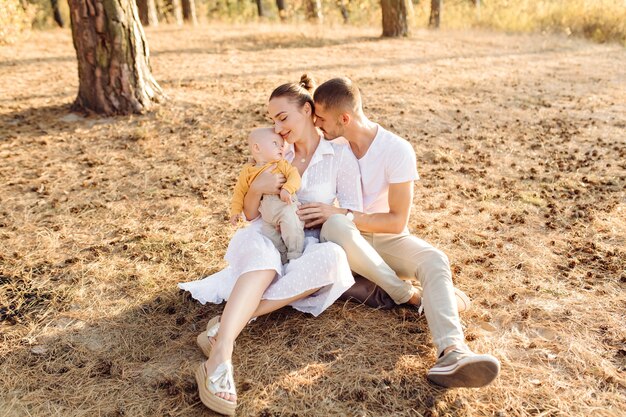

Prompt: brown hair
[
  {"left": 313, "top": 77, "right": 361, "bottom": 112},
  {"left": 269, "top": 74, "right": 316, "bottom": 115}
]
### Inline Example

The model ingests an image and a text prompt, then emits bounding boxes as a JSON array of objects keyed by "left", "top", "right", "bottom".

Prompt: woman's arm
[
  {"left": 297, "top": 144, "right": 363, "bottom": 228},
  {"left": 242, "top": 166, "right": 286, "bottom": 220}
]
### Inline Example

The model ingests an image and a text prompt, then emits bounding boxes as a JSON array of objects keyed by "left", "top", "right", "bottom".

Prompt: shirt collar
[{"left": 284, "top": 135, "right": 335, "bottom": 166}]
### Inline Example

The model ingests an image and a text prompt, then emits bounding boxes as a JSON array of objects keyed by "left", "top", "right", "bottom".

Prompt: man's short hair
[{"left": 313, "top": 77, "right": 362, "bottom": 112}]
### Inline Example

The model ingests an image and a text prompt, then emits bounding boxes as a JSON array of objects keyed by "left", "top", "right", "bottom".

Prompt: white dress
[{"left": 178, "top": 138, "right": 363, "bottom": 316}]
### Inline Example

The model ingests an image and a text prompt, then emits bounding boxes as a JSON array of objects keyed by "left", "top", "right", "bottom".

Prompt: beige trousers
[
  {"left": 320, "top": 214, "right": 465, "bottom": 355},
  {"left": 259, "top": 195, "right": 304, "bottom": 264}
]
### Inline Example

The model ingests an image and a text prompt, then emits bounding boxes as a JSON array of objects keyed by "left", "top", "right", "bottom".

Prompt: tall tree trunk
[
  {"left": 182, "top": 0, "right": 197, "bottom": 24},
  {"left": 137, "top": 0, "right": 159, "bottom": 26},
  {"left": 381, "top": 0, "right": 410, "bottom": 37},
  {"left": 255, "top": 0, "right": 265, "bottom": 17},
  {"left": 67, "top": 0, "right": 164, "bottom": 115},
  {"left": 337, "top": 0, "right": 348, "bottom": 23},
  {"left": 170, "top": 0, "right": 183, "bottom": 25},
  {"left": 275, "top": 0, "right": 286, "bottom": 21},
  {"left": 51, "top": 0, "right": 65, "bottom": 27},
  {"left": 305, "top": 0, "right": 322, "bottom": 23},
  {"left": 429, "top": 0, "right": 442, "bottom": 28}
]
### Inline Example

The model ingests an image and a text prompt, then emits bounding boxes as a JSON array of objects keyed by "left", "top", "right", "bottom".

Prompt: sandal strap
[
  {"left": 207, "top": 318, "right": 220, "bottom": 338},
  {"left": 207, "top": 360, "right": 237, "bottom": 396}
]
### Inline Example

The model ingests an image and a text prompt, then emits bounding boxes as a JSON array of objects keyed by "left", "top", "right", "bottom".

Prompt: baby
[{"left": 229, "top": 127, "right": 304, "bottom": 264}]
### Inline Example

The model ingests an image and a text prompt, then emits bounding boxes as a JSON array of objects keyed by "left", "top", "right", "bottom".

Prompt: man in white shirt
[{"left": 297, "top": 77, "right": 500, "bottom": 388}]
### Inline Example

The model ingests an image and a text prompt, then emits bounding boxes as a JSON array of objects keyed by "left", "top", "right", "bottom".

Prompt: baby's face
[{"left": 252, "top": 132, "right": 284, "bottom": 163}]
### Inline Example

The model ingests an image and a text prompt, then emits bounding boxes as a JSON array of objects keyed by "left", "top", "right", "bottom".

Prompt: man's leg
[
  {"left": 372, "top": 232, "right": 500, "bottom": 388},
  {"left": 320, "top": 214, "right": 415, "bottom": 304}
]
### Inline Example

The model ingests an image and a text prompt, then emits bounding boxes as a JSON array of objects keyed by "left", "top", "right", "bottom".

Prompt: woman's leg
[
  {"left": 204, "top": 269, "right": 275, "bottom": 401},
  {"left": 252, "top": 287, "right": 321, "bottom": 317}
]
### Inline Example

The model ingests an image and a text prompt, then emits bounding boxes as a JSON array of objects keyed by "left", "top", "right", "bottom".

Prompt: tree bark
[
  {"left": 137, "top": 0, "right": 159, "bottom": 26},
  {"left": 67, "top": 0, "right": 164, "bottom": 115},
  {"left": 51, "top": 0, "right": 65, "bottom": 27},
  {"left": 170, "top": 0, "right": 183, "bottom": 25},
  {"left": 182, "top": 0, "right": 197, "bottom": 24},
  {"left": 429, "top": 0, "right": 442, "bottom": 28},
  {"left": 305, "top": 0, "right": 323, "bottom": 23},
  {"left": 381, "top": 0, "right": 410, "bottom": 37},
  {"left": 337, "top": 0, "right": 348, "bottom": 23},
  {"left": 275, "top": 0, "right": 286, "bottom": 21},
  {"left": 255, "top": 0, "right": 266, "bottom": 17}
]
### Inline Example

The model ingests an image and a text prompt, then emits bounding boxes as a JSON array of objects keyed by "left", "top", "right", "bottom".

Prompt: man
[{"left": 297, "top": 77, "right": 500, "bottom": 388}]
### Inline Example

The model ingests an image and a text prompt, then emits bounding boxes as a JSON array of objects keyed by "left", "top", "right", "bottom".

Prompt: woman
[{"left": 178, "top": 75, "right": 363, "bottom": 416}]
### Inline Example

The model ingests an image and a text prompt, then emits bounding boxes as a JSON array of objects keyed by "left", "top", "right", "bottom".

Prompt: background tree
[
  {"left": 275, "top": 0, "right": 286, "bottom": 21},
  {"left": 305, "top": 0, "right": 323, "bottom": 22},
  {"left": 337, "top": 0, "right": 349, "bottom": 24},
  {"left": 182, "top": 0, "right": 197, "bottom": 24},
  {"left": 137, "top": 0, "right": 159, "bottom": 26},
  {"left": 429, "top": 0, "right": 442, "bottom": 28},
  {"left": 255, "top": 0, "right": 266, "bottom": 17},
  {"left": 51, "top": 0, "right": 64, "bottom": 27},
  {"left": 170, "top": 0, "right": 183, "bottom": 25},
  {"left": 67, "top": 0, "right": 164, "bottom": 115},
  {"left": 381, "top": 0, "right": 412, "bottom": 37}
]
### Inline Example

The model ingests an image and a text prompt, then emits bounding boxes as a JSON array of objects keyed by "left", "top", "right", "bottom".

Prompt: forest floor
[{"left": 0, "top": 23, "right": 625, "bottom": 417}]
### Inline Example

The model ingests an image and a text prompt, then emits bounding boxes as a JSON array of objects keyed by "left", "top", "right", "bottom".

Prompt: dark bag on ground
[{"left": 339, "top": 274, "right": 396, "bottom": 309}]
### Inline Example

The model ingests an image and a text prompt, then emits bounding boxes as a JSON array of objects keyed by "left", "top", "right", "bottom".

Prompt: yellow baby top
[{"left": 230, "top": 159, "right": 301, "bottom": 216}]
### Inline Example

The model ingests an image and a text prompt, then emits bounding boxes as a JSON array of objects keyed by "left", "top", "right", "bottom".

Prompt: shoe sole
[
  {"left": 427, "top": 355, "right": 500, "bottom": 388},
  {"left": 454, "top": 288, "right": 471, "bottom": 313},
  {"left": 195, "top": 363, "right": 236, "bottom": 416}
]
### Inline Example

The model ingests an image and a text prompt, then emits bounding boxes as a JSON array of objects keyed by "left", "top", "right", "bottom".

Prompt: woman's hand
[
  {"left": 250, "top": 165, "right": 286, "bottom": 195},
  {"left": 297, "top": 203, "right": 346, "bottom": 228}
]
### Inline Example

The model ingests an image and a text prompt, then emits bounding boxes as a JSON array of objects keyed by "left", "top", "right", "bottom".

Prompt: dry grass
[
  {"left": 412, "top": 0, "right": 626, "bottom": 46},
  {"left": 1, "top": 23, "right": 625, "bottom": 417}
]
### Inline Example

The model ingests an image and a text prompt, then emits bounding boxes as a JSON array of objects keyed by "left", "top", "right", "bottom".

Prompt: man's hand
[
  {"left": 279, "top": 188, "right": 292, "bottom": 205},
  {"left": 250, "top": 165, "right": 286, "bottom": 195},
  {"left": 229, "top": 214, "right": 242, "bottom": 226},
  {"left": 297, "top": 203, "right": 346, "bottom": 228}
]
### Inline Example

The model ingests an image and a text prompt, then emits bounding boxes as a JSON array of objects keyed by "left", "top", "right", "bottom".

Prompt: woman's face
[{"left": 268, "top": 96, "right": 312, "bottom": 145}]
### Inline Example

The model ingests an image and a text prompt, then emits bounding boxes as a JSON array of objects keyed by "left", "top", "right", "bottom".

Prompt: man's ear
[
  {"left": 303, "top": 102, "right": 312, "bottom": 116},
  {"left": 340, "top": 112, "right": 351, "bottom": 126},
  {"left": 252, "top": 143, "right": 260, "bottom": 152}
]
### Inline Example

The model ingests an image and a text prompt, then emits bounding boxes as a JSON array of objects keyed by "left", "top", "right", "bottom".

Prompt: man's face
[{"left": 314, "top": 103, "right": 345, "bottom": 140}]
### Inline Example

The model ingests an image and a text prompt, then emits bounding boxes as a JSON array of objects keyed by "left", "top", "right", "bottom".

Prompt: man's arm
[
  {"left": 350, "top": 181, "right": 412, "bottom": 234},
  {"left": 298, "top": 181, "right": 413, "bottom": 232}
]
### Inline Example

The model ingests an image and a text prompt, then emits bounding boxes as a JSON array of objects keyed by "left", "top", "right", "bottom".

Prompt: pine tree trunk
[
  {"left": 182, "top": 0, "right": 197, "bottom": 24},
  {"left": 381, "top": 0, "right": 410, "bottom": 37},
  {"left": 429, "top": 0, "right": 442, "bottom": 28},
  {"left": 68, "top": 0, "right": 164, "bottom": 115},
  {"left": 337, "top": 0, "right": 348, "bottom": 23},
  {"left": 305, "top": 0, "right": 323, "bottom": 23},
  {"left": 51, "top": 0, "right": 65, "bottom": 27},
  {"left": 255, "top": 0, "right": 265, "bottom": 17},
  {"left": 137, "top": 0, "right": 159, "bottom": 26},
  {"left": 170, "top": 0, "right": 183, "bottom": 25},
  {"left": 275, "top": 0, "right": 286, "bottom": 21}
]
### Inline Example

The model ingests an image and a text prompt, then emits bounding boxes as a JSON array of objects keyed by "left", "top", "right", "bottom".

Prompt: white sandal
[
  {"left": 195, "top": 360, "right": 237, "bottom": 416},
  {"left": 196, "top": 315, "right": 221, "bottom": 357},
  {"left": 197, "top": 315, "right": 256, "bottom": 358}
]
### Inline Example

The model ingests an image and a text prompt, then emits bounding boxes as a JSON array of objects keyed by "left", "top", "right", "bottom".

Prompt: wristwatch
[{"left": 345, "top": 208, "right": 355, "bottom": 222}]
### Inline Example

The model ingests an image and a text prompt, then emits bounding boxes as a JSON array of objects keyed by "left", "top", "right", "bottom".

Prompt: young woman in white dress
[{"left": 178, "top": 75, "right": 363, "bottom": 415}]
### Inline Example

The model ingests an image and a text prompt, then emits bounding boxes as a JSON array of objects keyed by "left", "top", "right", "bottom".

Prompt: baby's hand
[
  {"left": 280, "top": 188, "right": 292, "bottom": 205},
  {"left": 229, "top": 214, "right": 242, "bottom": 226}
]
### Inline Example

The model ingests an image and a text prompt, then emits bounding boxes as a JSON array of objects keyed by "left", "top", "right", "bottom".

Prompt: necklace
[{"left": 300, "top": 158, "right": 306, "bottom": 163}]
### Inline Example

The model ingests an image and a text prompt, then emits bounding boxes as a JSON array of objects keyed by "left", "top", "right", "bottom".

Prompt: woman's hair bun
[{"left": 299, "top": 74, "right": 316, "bottom": 92}]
